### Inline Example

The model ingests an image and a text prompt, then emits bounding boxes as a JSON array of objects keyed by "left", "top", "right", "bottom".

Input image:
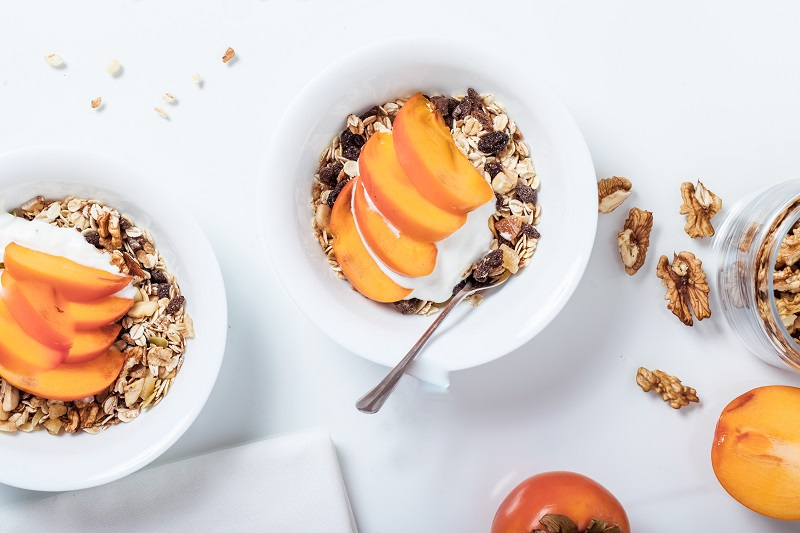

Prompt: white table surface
[{"left": 3, "top": 1, "right": 800, "bottom": 531}]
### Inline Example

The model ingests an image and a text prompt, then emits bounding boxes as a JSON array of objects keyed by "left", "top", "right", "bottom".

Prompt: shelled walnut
[
  {"left": 636, "top": 367, "right": 699, "bottom": 409},
  {"left": 680, "top": 180, "right": 722, "bottom": 238},
  {"left": 597, "top": 177, "right": 632, "bottom": 214},
  {"left": 656, "top": 251, "right": 711, "bottom": 326},
  {"left": 617, "top": 208, "right": 653, "bottom": 275}
]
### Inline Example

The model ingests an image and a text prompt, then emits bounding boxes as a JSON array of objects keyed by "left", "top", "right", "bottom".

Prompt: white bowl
[
  {"left": 262, "top": 38, "right": 596, "bottom": 387},
  {"left": 0, "top": 147, "right": 227, "bottom": 491}
]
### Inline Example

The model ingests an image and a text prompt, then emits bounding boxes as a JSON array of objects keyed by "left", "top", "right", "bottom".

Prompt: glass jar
[{"left": 714, "top": 180, "right": 800, "bottom": 371}]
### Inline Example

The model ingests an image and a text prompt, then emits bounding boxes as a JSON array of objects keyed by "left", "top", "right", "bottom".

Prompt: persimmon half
[{"left": 491, "top": 471, "right": 630, "bottom": 533}]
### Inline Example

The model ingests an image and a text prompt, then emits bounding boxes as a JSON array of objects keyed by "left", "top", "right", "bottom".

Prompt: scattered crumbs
[
  {"left": 106, "top": 58, "right": 121, "bottom": 76},
  {"left": 222, "top": 47, "right": 235, "bottom": 63},
  {"left": 44, "top": 54, "right": 64, "bottom": 67},
  {"left": 162, "top": 92, "right": 176, "bottom": 103},
  {"left": 154, "top": 107, "right": 168, "bottom": 119},
  {"left": 91, "top": 97, "right": 102, "bottom": 109},
  {"left": 192, "top": 73, "right": 202, "bottom": 84}
]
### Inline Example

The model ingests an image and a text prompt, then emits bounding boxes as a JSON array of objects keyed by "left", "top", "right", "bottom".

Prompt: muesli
[
  {"left": 0, "top": 196, "right": 193, "bottom": 435},
  {"left": 311, "top": 89, "right": 541, "bottom": 315}
]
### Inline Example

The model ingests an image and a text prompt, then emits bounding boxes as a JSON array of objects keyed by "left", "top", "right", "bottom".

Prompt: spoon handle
[{"left": 355, "top": 287, "right": 470, "bottom": 414}]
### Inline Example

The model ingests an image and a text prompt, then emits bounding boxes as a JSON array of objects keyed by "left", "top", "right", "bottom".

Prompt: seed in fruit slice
[
  {"left": 3, "top": 276, "right": 75, "bottom": 350},
  {"left": 330, "top": 179, "right": 412, "bottom": 303},
  {"left": 352, "top": 178, "right": 437, "bottom": 277},
  {"left": 3, "top": 242, "right": 132, "bottom": 302},
  {"left": 393, "top": 92, "right": 494, "bottom": 214},
  {"left": 711, "top": 385, "right": 800, "bottom": 520},
  {"left": 0, "top": 297, "right": 67, "bottom": 374},
  {"left": 358, "top": 130, "right": 466, "bottom": 242},
  {"left": 64, "top": 324, "right": 122, "bottom": 364},
  {"left": 0, "top": 347, "right": 126, "bottom": 402}
]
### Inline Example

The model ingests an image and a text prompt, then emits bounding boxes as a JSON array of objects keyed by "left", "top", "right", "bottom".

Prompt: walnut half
[
  {"left": 617, "top": 207, "right": 653, "bottom": 275},
  {"left": 680, "top": 180, "right": 722, "bottom": 238},
  {"left": 636, "top": 367, "right": 699, "bottom": 409},
  {"left": 597, "top": 176, "right": 632, "bottom": 214},
  {"left": 656, "top": 251, "right": 711, "bottom": 326}
]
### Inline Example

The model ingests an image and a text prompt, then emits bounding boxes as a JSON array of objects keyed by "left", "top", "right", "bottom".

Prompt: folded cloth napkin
[{"left": 0, "top": 431, "right": 357, "bottom": 533}]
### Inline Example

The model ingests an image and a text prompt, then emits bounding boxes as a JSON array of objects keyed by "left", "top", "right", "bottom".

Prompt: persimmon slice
[
  {"left": 0, "top": 347, "right": 126, "bottom": 402},
  {"left": 0, "top": 297, "right": 67, "bottom": 374},
  {"left": 65, "top": 324, "right": 122, "bottom": 364},
  {"left": 3, "top": 277, "right": 75, "bottom": 350},
  {"left": 3, "top": 242, "right": 132, "bottom": 302}
]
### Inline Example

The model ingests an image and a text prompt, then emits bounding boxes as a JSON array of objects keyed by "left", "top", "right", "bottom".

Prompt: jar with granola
[{"left": 715, "top": 180, "right": 800, "bottom": 371}]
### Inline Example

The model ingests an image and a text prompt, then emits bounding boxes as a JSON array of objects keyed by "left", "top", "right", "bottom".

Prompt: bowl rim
[
  {"left": 0, "top": 145, "right": 228, "bottom": 491},
  {"left": 260, "top": 36, "right": 597, "bottom": 382}
]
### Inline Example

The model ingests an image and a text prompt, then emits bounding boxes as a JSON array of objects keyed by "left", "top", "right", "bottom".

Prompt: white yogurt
[
  {"left": 0, "top": 212, "right": 136, "bottom": 298},
  {"left": 352, "top": 180, "right": 495, "bottom": 303}
]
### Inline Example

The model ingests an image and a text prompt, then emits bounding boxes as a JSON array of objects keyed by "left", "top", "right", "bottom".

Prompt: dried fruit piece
[
  {"left": 319, "top": 162, "right": 343, "bottom": 188},
  {"left": 44, "top": 54, "right": 64, "bottom": 67},
  {"left": 91, "top": 97, "right": 102, "bottom": 109},
  {"left": 656, "top": 251, "right": 711, "bottom": 326},
  {"left": 597, "top": 177, "right": 631, "bottom": 214},
  {"left": 222, "top": 47, "right": 235, "bottom": 63},
  {"left": 166, "top": 295, "right": 185, "bottom": 314},
  {"left": 516, "top": 183, "right": 537, "bottom": 205},
  {"left": 484, "top": 161, "right": 504, "bottom": 178},
  {"left": 617, "top": 208, "right": 652, "bottom": 275},
  {"left": 478, "top": 132, "right": 510, "bottom": 155},
  {"left": 636, "top": 367, "right": 699, "bottom": 409},
  {"left": 106, "top": 59, "right": 121, "bottom": 76},
  {"left": 341, "top": 130, "right": 365, "bottom": 160},
  {"left": 452, "top": 88, "right": 492, "bottom": 130},
  {"left": 495, "top": 216, "right": 524, "bottom": 242},
  {"left": 680, "top": 180, "right": 722, "bottom": 238}
]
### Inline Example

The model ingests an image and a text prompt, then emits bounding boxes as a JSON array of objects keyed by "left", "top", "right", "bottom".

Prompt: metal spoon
[{"left": 355, "top": 271, "right": 511, "bottom": 414}]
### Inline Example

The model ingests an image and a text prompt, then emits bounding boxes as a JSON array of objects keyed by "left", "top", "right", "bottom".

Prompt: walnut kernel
[
  {"left": 617, "top": 207, "right": 652, "bottom": 275},
  {"left": 656, "top": 251, "right": 711, "bottom": 326},
  {"left": 597, "top": 176, "right": 632, "bottom": 214},
  {"left": 680, "top": 180, "right": 722, "bottom": 238},
  {"left": 636, "top": 367, "right": 699, "bottom": 409}
]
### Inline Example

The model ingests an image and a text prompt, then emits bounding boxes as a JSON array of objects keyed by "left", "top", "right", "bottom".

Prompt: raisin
[
  {"left": 318, "top": 162, "right": 343, "bottom": 188},
  {"left": 452, "top": 279, "right": 467, "bottom": 296},
  {"left": 359, "top": 106, "right": 380, "bottom": 120},
  {"left": 484, "top": 248, "right": 504, "bottom": 269},
  {"left": 472, "top": 265, "right": 490, "bottom": 283},
  {"left": 495, "top": 193, "right": 505, "bottom": 210},
  {"left": 119, "top": 217, "right": 133, "bottom": 230},
  {"left": 341, "top": 130, "right": 365, "bottom": 161},
  {"left": 478, "top": 132, "right": 509, "bottom": 154},
  {"left": 84, "top": 233, "right": 101, "bottom": 247},
  {"left": 149, "top": 268, "right": 167, "bottom": 283},
  {"left": 452, "top": 97, "right": 472, "bottom": 122},
  {"left": 327, "top": 177, "right": 351, "bottom": 208},
  {"left": 522, "top": 222, "right": 540, "bottom": 239},
  {"left": 516, "top": 183, "right": 537, "bottom": 205},
  {"left": 166, "top": 295, "right": 185, "bottom": 314},
  {"left": 485, "top": 161, "right": 503, "bottom": 178},
  {"left": 498, "top": 236, "right": 513, "bottom": 249},
  {"left": 157, "top": 284, "right": 171, "bottom": 300},
  {"left": 394, "top": 299, "right": 419, "bottom": 315}
]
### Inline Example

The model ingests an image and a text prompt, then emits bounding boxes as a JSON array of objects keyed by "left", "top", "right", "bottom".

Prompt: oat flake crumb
[
  {"left": 162, "top": 92, "right": 176, "bottom": 103},
  {"left": 154, "top": 107, "right": 168, "bottom": 119},
  {"left": 106, "top": 59, "right": 121, "bottom": 76},
  {"left": 192, "top": 73, "right": 202, "bottom": 84},
  {"left": 222, "top": 47, "right": 235, "bottom": 63},
  {"left": 44, "top": 53, "right": 64, "bottom": 67},
  {"left": 91, "top": 97, "right": 102, "bottom": 109}
]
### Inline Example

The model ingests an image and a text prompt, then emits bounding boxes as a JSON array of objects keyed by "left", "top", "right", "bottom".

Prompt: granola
[
  {"left": 310, "top": 90, "right": 541, "bottom": 315},
  {"left": 0, "top": 197, "right": 193, "bottom": 435}
]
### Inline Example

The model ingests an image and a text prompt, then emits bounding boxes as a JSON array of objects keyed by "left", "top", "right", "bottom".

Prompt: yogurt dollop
[
  {"left": 0, "top": 212, "right": 136, "bottom": 299},
  {"left": 351, "top": 180, "right": 495, "bottom": 303}
]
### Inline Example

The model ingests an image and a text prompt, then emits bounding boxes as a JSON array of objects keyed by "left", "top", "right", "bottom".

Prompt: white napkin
[{"left": 0, "top": 431, "right": 357, "bottom": 533}]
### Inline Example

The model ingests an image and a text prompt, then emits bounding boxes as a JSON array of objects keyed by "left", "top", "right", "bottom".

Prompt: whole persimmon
[{"left": 491, "top": 471, "right": 630, "bottom": 533}]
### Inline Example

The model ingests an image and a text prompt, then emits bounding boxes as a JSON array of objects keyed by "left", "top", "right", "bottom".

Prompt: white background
[{"left": 3, "top": 1, "right": 800, "bottom": 531}]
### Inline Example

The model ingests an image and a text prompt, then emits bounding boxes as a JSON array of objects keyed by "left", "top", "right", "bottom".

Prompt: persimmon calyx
[{"left": 533, "top": 514, "right": 623, "bottom": 533}]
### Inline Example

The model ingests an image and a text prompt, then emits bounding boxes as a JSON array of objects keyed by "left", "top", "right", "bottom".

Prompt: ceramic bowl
[
  {"left": 261, "top": 38, "right": 596, "bottom": 387},
  {"left": 0, "top": 146, "right": 227, "bottom": 490}
]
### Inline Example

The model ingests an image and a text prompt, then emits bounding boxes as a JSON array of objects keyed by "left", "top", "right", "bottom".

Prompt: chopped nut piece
[
  {"left": 154, "top": 107, "right": 168, "bottom": 119},
  {"left": 106, "top": 59, "right": 121, "bottom": 75},
  {"left": 617, "top": 208, "right": 653, "bottom": 275},
  {"left": 491, "top": 171, "right": 517, "bottom": 195},
  {"left": 44, "top": 53, "right": 64, "bottom": 67},
  {"left": 656, "top": 252, "right": 711, "bottom": 326},
  {"left": 222, "top": 47, "right": 235, "bottom": 63},
  {"left": 777, "top": 224, "right": 800, "bottom": 268},
  {"left": 91, "top": 97, "right": 102, "bottom": 109},
  {"left": 162, "top": 92, "right": 176, "bottom": 103},
  {"left": 495, "top": 216, "right": 524, "bottom": 242},
  {"left": 680, "top": 180, "right": 722, "bottom": 238},
  {"left": 597, "top": 177, "right": 632, "bottom": 213},
  {"left": 636, "top": 367, "right": 699, "bottom": 409}
]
